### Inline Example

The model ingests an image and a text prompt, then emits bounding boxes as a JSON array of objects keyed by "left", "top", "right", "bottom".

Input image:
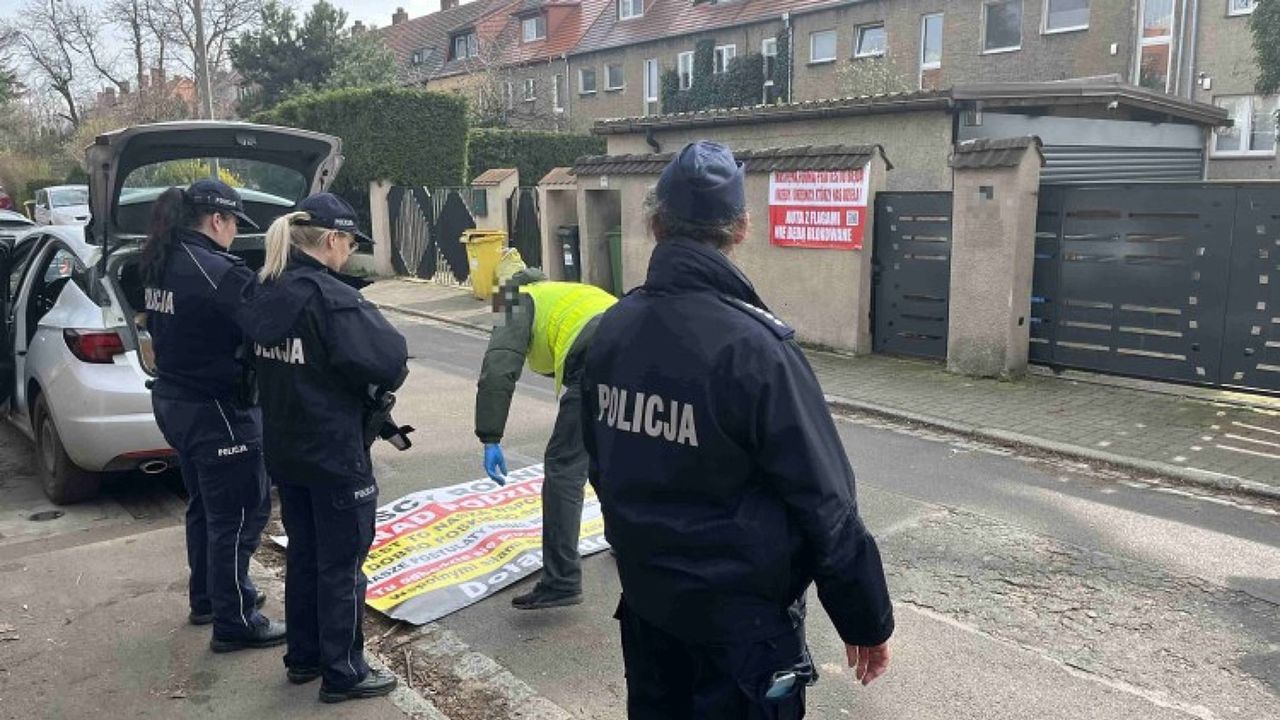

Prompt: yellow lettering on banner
[
  {"left": 364, "top": 497, "right": 544, "bottom": 571},
  {"left": 366, "top": 516, "right": 607, "bottom": 611}
]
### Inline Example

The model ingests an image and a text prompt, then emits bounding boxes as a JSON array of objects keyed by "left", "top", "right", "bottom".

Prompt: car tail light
[{"left": 64, "top": 329, "right": 126, "bottom": 364}]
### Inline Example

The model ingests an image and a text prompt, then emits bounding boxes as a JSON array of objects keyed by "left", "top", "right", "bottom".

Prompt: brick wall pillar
[{"left": 946, "top": 138, "right": 1044, "bottom": 379}]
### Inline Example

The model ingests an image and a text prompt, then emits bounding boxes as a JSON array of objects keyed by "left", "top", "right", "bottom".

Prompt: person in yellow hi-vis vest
[{"left": 474, "top": 257, "right": 617, "bottom": 610}]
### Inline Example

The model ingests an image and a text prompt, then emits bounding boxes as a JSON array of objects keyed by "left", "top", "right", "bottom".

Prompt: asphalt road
[
  {"left": 372, "top": 312, "right": 1280, "bottom": 720},
  {"left": 1, "top": 310, "right": 1276, "bottom": 719}
]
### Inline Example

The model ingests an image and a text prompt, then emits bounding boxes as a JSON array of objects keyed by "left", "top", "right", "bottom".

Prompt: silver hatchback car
[{"left": 1, "top": 122, "right": 343, "bottom": 503}]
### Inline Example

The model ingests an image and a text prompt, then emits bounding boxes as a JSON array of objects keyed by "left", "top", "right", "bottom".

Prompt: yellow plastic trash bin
[{"left": 462, "top": 230, "right": 507, "bottom": 300}]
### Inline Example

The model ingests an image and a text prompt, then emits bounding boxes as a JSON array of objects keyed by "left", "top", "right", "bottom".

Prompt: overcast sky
[{"left": 0, "top": 0, "right": 453, "bottom": 31}]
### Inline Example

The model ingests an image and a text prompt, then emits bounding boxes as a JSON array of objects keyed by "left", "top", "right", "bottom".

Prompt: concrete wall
[
  {"left": 574, "top": 152, "right": 890, "bottom": 353},
  {"left": 1193, "top": 3, "right": 1277, "bottom": 180},
  {"left": 574, "top": 180, "right": 624, "bottom": 293},
  {"left": 367, "top": 180, "right": 394, "bottom": 276},
  {"left": 606, "top": 110, "right": 954, "bottom": 191},
  {"left": 791, "top": 0, "right": 1139, "bottom": 99},
  {"left": 472, "top": 171, "right": 519, "bottom": 233},
  {"left": 946, "top": 149, "right": 1043, "bottom": 378}
]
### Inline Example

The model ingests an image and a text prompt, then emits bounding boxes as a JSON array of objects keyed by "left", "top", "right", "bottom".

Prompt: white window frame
[
  {"left": 643, "top": 58, "right": 659, "bottom": 114},
  {"left": 453, "top": 32, "right": 478, "bottom": 60},
  {"left": 553, "top": 74, "right": 564, "bottom": 112},
  {"left": 579, "top": 67, "right": 597, "bottom": 94},
  {"left": 504, "top": 81, "right": 515, "bottom": 110},
  {"left": 678, "top": 51, "right": 695, "bottom": 89},
  {"left": 1227, "top": 0, "right": 1257, "bottom": 16},
  {"left": 810, "top": 29, "right": 838, "bottom": 64},
  {"left": 1135, "top": 0, "right": 1174, "bottom": 93},
  {"left": 982, "top": 0, "right": 1023, "bottom": 55},
  {"left": 606, "top": 62, "right": 626, "bottom": 90},
  {"left": 762, "top": 37, "right": 778, "bottom": 95},
  {"left": 1211, "top": 95, "right": 1278, "bottom": 158},
  {"left": 522, "top": 15, "right": 546, "bottom": 43},
  {"left": 854, "top": 23, "right": 887, "bottom": 58},
  {"left": 1042, "top": 0, "right": 1091, "bottom": 34},
  {"left": 523, "top": 78, "right": 536, "bottom": 102},
  {"left": 919, "top": 13, "right": 943, "bottom": 89},
  {"left": 618, "top": 0, "right": 644, "bottom": 21},
  {"left": 714, "top": 44, "right": 737, "bottom": 73}
]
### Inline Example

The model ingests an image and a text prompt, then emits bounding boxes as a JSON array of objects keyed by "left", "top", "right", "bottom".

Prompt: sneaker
[
  {"left": 511, "top": 586, "right": 583, "bottom": 610},
  {"left": 287, "top": 666, "right": 323, "bottom": 685},
  {"left": 319, "top": 668, "right": 398, "bottom": 703},
  {"left": 209, "top": 618, "right": 287, "bottom": 653},
  {"left": 189, "top": 591, "right": 267, "bottom": 626}
]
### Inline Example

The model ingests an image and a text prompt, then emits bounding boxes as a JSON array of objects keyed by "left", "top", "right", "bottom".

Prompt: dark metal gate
[
  {"left": 507, "top": 187, "right": 542, "bottom": 268},
  {"left": 872, "top": 192, "right": 953, "bottom": 359},
  {"left": 387, "top": 186, "right": 476, "bottom": 284},
  {"left": 1032, "top": 183, "right": 1280, "bottom": 393}
]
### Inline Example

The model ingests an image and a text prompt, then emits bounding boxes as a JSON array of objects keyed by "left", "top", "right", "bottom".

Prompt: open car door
[{"left": 0, "top": 239, "right": 14, "bottom": 407}]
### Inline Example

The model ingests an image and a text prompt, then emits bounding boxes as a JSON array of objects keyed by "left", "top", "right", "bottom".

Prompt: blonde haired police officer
[{"left": 475, "top": 259, "right": 616, "bottom": 609}]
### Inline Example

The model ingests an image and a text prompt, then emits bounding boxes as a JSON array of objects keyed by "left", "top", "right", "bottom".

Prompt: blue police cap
[
  {"left": 655, "top": 141, "right": 745, "bottom": 225},
  {"left": 186, "top": 178, "right": 259, "bottom": 230},
  {"left": 297, "top": 192, "right": 372, "bottom": 244}
]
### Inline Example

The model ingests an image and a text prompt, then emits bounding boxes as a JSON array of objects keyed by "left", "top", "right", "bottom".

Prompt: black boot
[
  {"left": 511, "top": 585, "right": 583, "bottom": 610},
  {"left": 287, "top": 666, "right": 323, "bottom": 685},
  {"left": 319, "top": 668, "right": 398, "bottom": 703},
  {"left": 190, "top": 591, "right": 266, "bottom": 626},
  {"left": 209, "top": 618, "right": 287, "bottom": 653}
]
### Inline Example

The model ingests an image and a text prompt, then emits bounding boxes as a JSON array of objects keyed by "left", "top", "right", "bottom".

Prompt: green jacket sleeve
[{"left": 475, "top": 295, "right": 534, "bottom": 443}]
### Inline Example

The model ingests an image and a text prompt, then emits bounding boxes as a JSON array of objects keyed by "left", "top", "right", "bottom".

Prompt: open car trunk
[{"left": 86, "top": 121, "right": 344, "bottom": 373}]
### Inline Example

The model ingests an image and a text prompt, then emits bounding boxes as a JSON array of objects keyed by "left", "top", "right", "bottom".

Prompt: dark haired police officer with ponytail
[
  {"left": 141, "top": 178, "right": 285, "bottom": 652},
  {"left": 240, "top": 193, "right": 409, "bottom": 703}
]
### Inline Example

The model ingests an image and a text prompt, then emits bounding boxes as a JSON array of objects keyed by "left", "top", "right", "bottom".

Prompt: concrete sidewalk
[
  {"left": 363, "top": 278, "right": 1280, "bottom": 502},
  {"left": 0, "top": 525, "right": 436, "bottom": 720}
]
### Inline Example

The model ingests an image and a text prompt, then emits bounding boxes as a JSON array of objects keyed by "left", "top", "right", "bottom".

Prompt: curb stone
[
  {"left": 824, "top": 395, "right": 1280, "bottom": 503},
  {"left": 373, "top": 299, "right": 1280, "bottom": 505}
]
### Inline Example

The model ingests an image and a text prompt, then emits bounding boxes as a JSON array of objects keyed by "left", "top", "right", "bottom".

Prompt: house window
[
  {"left": 606, "top": 63, "right": 625, "bottom": 90},
  {"left": 644, "top": 59, "right": 659, "bottom": 115},
  {"left": 524, "top": 78, "right": 536, "bottom": 101},
  {"left": 810, "top": 30, "right": 837, "bottom": 63},
  {"left": 411, "top": 49, "right": 425, "bottom": 65},
  {"left": 678, "top": 51, "right": 694, "bottom": 89},
  {"left": 452, "top": 31, "right": 478, "bottom": 59},
  {"left": 522, "top": 15, "right": 546, "bottom": 42},
  {"left": 619, "top": 0, "right": 643, "bottom": 21},
  {"left": 714, "top": 45, "right": 737, "bottom": 73},
  {"left": 919, "top": 13, "right": 943, "bottom": 90},
  {"left": 1043, "top": 0, "right": 1089, "bottom": 32},
  {"left": 504, "top": 81, "right": 514, "bottom": 109},
  {"left": 855, "top": 24, "right": 886, "bottom": 58},
  {"left": 1213, "top": 95, "right": 1278, "bottom": 156},
  {"left": 762, "top": 37, "right": 778, "bottom": 101},
  {"left": 553, "top": 74, "right": 564, "bottom": 112},
  {"left": 579, "top": 67, "right": 597, "bottom": 94},
  {"left": 1137, "top": 0, "right": 1174, "bottom": 92},
  {"left": 983, "top": 0, "right": 1023, "bottom": 53},
  {"left": 1228, "top": 0, "right": 1257, "bottom": 16}
]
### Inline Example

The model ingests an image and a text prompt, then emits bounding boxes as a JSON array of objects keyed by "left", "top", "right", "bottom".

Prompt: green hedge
[
  {"left": 467, "top": 129, "right": 605, "bottom": 186},
  {"left": 252, "top": 87, "right": 469, "bottom": 196}
]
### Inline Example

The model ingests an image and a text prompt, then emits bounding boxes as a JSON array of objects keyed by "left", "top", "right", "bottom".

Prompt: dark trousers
[
  {"left": 615, "top": 597, "right": 811, "bottom": 720},
  {"left": 153, "top": 396, "right": 270, "bottom": 639},
  {"left": 277, "top": 479, "right": 378, "bottom": 690},
  {"left": 538, "top": 361, "right": 590, "bottom": 594}
]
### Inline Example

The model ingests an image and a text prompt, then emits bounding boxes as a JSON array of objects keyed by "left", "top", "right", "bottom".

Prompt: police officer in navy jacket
[
  {"left": 141, "top": 179, "right": 284, "bottom": 651},
  {"left": 582, "top": 142, "right": 894, "bottom": 718},
  {"left": 238, "top": 193, "right": 406, "bottom": 703}
]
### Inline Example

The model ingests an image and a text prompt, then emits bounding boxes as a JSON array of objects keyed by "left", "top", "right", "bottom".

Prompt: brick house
[{"left": 378, "top": 0, "right": 1273, "bottom": 179}]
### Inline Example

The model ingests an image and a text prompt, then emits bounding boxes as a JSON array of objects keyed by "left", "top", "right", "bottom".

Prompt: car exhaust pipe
[{"left": 139, "top": 460, "right": 169, "bottom": 475}]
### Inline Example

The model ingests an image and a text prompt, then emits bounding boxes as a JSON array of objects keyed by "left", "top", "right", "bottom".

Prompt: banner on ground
[
  {"left": 768, "top": 167, "right": 870, "bottom": 250},
  {"left": 361, "top": 464, "right": 609, "bottom": 625}
]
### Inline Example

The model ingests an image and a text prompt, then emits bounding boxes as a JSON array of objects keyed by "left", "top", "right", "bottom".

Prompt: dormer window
[
  {"left": 619, "top": 0, "right": 643, "bottom": 21},
  {"left": 522, "top": 14, "right": 546, "bottom": 42},
  {"left": 452, "top": 31, "right": 478, "bottom": 60},
  {"left": 410, "top": 48, "right": 428, "bottom": 65}
]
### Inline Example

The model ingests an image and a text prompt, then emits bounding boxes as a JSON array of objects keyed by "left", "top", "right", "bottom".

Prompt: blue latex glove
[{"left": 484, "top": 443, "right": 508, "bottom": 486}]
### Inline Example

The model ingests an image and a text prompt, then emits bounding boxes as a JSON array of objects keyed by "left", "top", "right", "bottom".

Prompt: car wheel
[{"left": 32, "top": 394, "right": 101, "bottom": 505}]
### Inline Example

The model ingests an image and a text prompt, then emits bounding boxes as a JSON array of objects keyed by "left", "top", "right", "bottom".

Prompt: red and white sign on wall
[{"left": 768, "top": 166, "right": 870, "bottom": 250}]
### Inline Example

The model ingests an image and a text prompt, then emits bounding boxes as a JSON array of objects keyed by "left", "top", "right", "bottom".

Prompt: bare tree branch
[
  {"left": 65, "top": 2, "right": 132, "bottom": 93},
  {"left": 14, "top": 0, "right": 82, "bottom": 126}
]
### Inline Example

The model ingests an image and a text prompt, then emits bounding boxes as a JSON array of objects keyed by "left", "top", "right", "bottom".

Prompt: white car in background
[
  {"left": 33, "top": 185, "right": 91, "bottom": 226},
  {"left": 2, "top": 122, "right": 343, "bottom": 503}
]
